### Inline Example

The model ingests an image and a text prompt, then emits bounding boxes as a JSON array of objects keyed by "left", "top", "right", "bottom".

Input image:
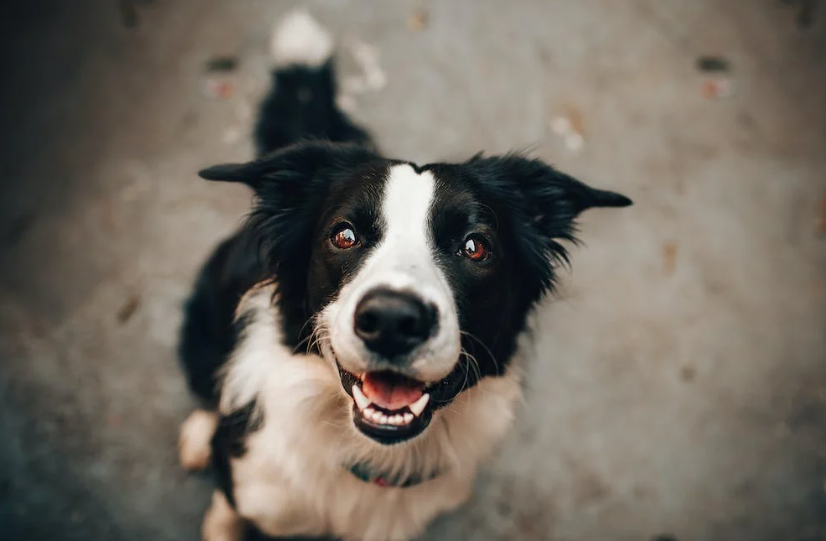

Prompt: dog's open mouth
[{"left": 338, "top": 366, "right": 433, "bottom": 444}]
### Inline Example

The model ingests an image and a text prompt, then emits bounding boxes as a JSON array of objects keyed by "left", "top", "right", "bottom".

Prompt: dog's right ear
[
  {"left": 197, "top": 141, "right": 377, "bottom": 192},
  {"left": 198, "top": 162, "right": 258, "bottom": 187},
  {"left": 198, "top": 142, "right": 378, "bottom": 283}
]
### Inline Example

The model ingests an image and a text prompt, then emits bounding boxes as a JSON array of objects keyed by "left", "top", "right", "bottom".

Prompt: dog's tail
[{"left": 254, "top": 9, "right": 374, "bottom": 156}]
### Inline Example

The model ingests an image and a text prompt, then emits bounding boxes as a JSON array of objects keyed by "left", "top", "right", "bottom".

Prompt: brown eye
[
  {"left": 460, "top": 235, "right": 491, "bottom": 262},
  {"left": 331, "top": 224, "right": 358, "bottom": 250}
]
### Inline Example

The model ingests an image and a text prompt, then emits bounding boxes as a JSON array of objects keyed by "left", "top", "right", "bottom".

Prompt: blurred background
[{"left": 0, "top": 0, "right": 825, "bottom": 540}]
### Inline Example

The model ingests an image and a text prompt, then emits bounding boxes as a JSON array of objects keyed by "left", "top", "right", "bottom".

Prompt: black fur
[
  {"left": 211, "top": 400, "right": 261, "bottom": 507},
  {"left": 244, "top": 525, "right": 338, "bottom": 541},
  {"left": 178, "top": 232, "right": 264, "bottom": 406},
  {"left": 254, "top": 61, "right": 374, "bottom": 156}
]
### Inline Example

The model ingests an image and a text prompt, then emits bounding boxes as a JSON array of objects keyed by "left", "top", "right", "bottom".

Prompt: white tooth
[
  {"left": 370, "top": 411, "right": 382, "bottom": 423},
  {"left": 386, "top": 415, "right": 398, "bottom": 426},
  {"left": 409, "top": 393, "right": 430, "bottom": 417},
  {"left": 352, "top": 385, "right": 370, "bottom": 411},
  {"left": 394, "top": 414, "right": 405, "bottom": 425},
  {"left": 364, "top": 407, "right": 376, "bottom": 419},
  {"left": 403, "top": 413, "right": 414, "bottom": 424},
  {"left": 379, "top": 414, "right": 389, "bottom": 425}
]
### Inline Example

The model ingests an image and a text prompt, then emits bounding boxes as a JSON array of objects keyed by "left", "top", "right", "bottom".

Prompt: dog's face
[{"left": 200, "top": 142, "right": 631, "bottom": 445}]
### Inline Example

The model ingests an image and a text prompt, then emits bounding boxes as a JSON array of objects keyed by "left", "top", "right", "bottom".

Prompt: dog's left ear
[
  {"left": 526, "top": 168, "right": 632, "bottom": 237},
  {"left": 468, "top": 154, "right": 632, "bottom": 227},
  {"left": 505, "top": 157, "right": 632, "bottom": 226},
  {"left": 543, "top": 170, "right": 633, "bottom": 214},
  {"left": 467, "top": 154, "right": 631, "bottom": 290}
]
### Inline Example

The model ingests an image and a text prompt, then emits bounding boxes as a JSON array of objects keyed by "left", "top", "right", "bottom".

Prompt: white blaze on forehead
[
  {"left": 381, "top": 164, "right": 435, "bottom": 249},
  {"left": 351, "top": 163, "right": 439, "bottom": 291}
]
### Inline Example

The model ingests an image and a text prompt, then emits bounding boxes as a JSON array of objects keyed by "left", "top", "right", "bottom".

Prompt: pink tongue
[{"left": 362, "top": 372, "right": 424, "bottom": 411}]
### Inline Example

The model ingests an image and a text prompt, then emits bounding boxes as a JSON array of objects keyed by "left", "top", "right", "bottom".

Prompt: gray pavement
[{"left": 0, "top": 1, "right": 824, "bottom": 540}]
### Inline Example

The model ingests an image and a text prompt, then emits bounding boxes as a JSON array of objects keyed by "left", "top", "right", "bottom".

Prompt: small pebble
[
  {"left": 701, "top": 78, "right": 735, "bottom": 99},
  {"left": 662, "top": 241, "right": 678, "bottom": 275},
  {"left": 550, "top": 116, "right": 572, "bottom": 135},
  {"left": 696, "top": 55, "right": 730, "bottom": 73},
  {"left": 550, "top": 114, "right": 584, "bottom": 153},
  {"left": 565, "top": 132, "right": 583, "bottom": 151},
  {"left": 205, "top": 56, "right": 239, "bottom": 73},
  {"left": 199, "top": 78, "right": 235, "bottom": 100},
  {"left": 408, "top": 9, "right": 429, "bottom": 32},
  {"left": 116, "top": 294, "right": 141, "bottom": 324},
  {"left": 815, "top": 197, "right": 826, "bottom": 237}
]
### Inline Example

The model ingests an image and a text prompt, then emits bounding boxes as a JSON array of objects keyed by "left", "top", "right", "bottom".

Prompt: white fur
[
  {"left": 324, "top": 164, "right": 462, "bottom": 382},
  {"left": 178, "top": 409, "right": 219, "bottom": 471},
  {"left": 203, "top": 490, "right": 244, "bottom": 541},
  {"left": 211, "top": 284, "right": 524, "bottom": 541},
  {"left": 271, "top": 9, "right": 333, "bottom": 68},
  {"left": 219, "top": 284, "right": 287, "bottom": 413}
]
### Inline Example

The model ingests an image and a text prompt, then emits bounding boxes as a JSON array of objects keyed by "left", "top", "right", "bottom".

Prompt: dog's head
[{"left": 200, "top": 141, "right": 631, "bottom": 445}]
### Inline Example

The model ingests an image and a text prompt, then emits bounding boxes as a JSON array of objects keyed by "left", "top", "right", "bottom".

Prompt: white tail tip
[{"left": 271, "top": 9, "right": 333, "bottom": 68}]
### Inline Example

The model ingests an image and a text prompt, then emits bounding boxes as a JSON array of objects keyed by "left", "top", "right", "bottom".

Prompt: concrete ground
[{"left": 1, "top": 0, "right": 825, "bottom": 540}]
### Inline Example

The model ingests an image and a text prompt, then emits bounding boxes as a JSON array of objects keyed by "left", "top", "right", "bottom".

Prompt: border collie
[{"left": 177, "top": 10, "right": 631, "bottom": 541}]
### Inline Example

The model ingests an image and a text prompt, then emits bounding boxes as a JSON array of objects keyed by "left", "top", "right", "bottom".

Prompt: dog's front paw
[{"left": 179, "top": 409, "right": 218, "bottom": 471}]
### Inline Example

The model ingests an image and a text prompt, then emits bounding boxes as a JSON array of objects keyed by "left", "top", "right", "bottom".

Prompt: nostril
[
  {"left": 397, "top": 314, "right": 422, "bottom": 338},
  {"left": 356, "top": 311, "right": 380, "bottom": 336}
]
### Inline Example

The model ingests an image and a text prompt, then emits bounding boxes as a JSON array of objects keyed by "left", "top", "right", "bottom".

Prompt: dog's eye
[
  {"left": 459, "top": 235, "right": 491, "bottom": 262},
  {"left": 331, "top": 223, "right": 358, "bottom": 250}
]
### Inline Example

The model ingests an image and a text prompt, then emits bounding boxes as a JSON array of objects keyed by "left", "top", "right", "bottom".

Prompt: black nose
[{"left": 354, "top": 289, "right": 437, "bottom": 357}]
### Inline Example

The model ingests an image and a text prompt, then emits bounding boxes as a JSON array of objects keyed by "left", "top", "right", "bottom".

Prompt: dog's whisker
[{"left": 460, "top": 330, "right": 501, "bottom": 375}]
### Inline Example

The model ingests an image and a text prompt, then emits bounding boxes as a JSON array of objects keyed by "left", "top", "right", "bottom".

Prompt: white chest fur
[{"left": 219, "top": 285, "right": 523, "bottom": 541}]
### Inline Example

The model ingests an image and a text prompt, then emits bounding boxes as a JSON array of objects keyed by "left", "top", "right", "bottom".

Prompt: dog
[{"left": 176, "top": 10, "right": 632, "bottom": 541}]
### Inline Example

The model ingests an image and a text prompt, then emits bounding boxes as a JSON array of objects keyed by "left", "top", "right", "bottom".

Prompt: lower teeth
[{"left": 363, "top": 407, "right": 413, "bottom": 426}]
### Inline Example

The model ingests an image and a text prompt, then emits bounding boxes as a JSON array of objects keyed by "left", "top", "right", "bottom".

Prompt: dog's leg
[
  {"left": 179, "top": 409, "right": 219, "bottom": 471},
  {"left": 203, "top": 490, "right": 244, "bottom": 541}
]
